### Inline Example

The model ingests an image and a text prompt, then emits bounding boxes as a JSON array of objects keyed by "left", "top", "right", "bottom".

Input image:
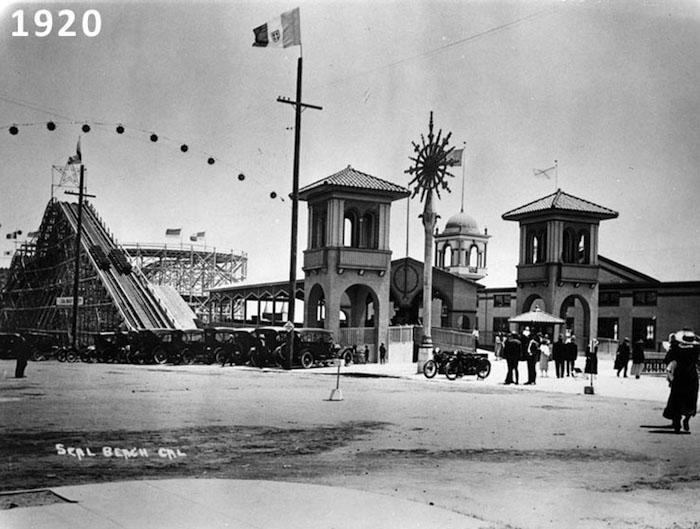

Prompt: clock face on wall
[{"left": 393, "top": 263, "right": 419, "bottom": 295}]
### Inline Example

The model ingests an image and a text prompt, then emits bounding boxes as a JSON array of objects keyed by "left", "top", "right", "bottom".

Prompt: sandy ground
[{"left": 1, "top": 358, "right": 698, "bottom": 529}]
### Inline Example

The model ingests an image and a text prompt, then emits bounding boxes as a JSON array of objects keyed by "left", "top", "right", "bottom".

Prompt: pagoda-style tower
[
  {"left": 299, "top": 166, "right": 409, "bottom": 361},
  {"left": 435, "top": 211, "right": 490, "bottom": 281},
  {"left": 502, "top": 189, "right": 618, "bottom": 343}
]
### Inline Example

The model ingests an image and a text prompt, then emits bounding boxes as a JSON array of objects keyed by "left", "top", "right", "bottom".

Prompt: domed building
[{"left": 435, "top": 209, "right": 490, "bottom": 281}]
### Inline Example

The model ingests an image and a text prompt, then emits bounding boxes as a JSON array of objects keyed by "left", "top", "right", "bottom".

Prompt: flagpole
[
  {"left": 555, "top": 159, "right": 559, "bottom": 190},
  {"left": 460, "top": 142, "right": 466, "bottom": 212}
]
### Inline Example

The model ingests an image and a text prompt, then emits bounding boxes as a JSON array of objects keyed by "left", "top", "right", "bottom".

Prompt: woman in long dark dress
[
  {"left": 663, "top": 331, "right": 700, "bottom": 433},
  {"left": 584, "top": 338, "right": 598, "bottom": 376}
]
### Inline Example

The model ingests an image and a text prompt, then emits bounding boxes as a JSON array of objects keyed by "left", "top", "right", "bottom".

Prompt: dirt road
[{"left": 1, "top": 360, "right": 698, "bottom": 528}]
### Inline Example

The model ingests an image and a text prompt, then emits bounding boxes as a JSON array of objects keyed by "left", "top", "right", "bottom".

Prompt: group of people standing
[
  {"left": 613, "top": 337, "right": 646, "bottom": 378},
  {"left": 498, "top": 329, "right": 580, "bottom": 386}
]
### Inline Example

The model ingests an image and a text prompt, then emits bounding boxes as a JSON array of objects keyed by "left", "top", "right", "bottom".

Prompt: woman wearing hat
[
  {"left": 631, "top": 338, "right": 646, "bottom": 379},
  {"left": 663, "top": 330, "right": 699, "bottom": 433}
]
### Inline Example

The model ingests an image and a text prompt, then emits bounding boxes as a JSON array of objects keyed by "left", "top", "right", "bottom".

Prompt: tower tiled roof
[
  {"left": 501, "top": 189, "right": 618, "bottom": 220},
  {"left": 298, "top": 165, "right": 409, "bottom": 200}
]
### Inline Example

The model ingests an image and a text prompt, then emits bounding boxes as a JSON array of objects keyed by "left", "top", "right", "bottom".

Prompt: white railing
[
  {"left": 339, "top": 327, "right": 376, "bottom": 348},
  {"left": 431, "top": 327, "right": 474, "bottom": 350},
  {"left": 388, "top": 325, "right": 414, "bottom": 344}
]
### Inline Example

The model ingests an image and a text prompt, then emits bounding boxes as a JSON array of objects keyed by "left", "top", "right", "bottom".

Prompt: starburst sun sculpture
[{"left": 405, "top": 111, "right": 459, "bottom": 202}]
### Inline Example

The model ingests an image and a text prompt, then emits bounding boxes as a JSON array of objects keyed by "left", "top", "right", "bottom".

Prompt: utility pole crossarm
[{"left": 276, "top": 96, "right": 323, "bottom": 111}]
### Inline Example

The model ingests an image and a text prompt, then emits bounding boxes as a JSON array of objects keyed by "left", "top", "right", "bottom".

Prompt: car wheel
[
  {"left": 65, "top": 348, "right": 79, "bottom": 363},
  {"left": 477, "top": 359, "right": 491, "bottom": 379},
  {"left": 154, "top": 347, "right": 168, "bottom": 364},
  {"left": 214, "top": 347, "right": 226, "bottom": 365},
  {"left": 179, "top": 348, "right": 195, "bottom": 365},
  {"left": 423, "top": 359, "right": 438, "bottom": 379},
  {"left": 300, "top": 350, "right": 314, "bottom": 369},
  {"left": 56, "top": 348, "right": 67, "bottom": 362}
]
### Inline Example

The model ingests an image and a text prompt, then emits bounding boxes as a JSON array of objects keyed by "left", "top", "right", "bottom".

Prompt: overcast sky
[{"left": 1, "top": 0, "right": 698, "bottom": 288}]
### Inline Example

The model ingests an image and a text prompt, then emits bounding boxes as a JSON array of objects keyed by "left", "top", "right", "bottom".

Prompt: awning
[{"left": 508, "top": 306, "right": 565, "bottom": 324}]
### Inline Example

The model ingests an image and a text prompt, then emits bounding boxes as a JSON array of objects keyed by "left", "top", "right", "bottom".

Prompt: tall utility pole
[
  {"left": 65, "top": 162, "right": 95, "bottom": 351},
  {"left": 277, "top": 56, "right": 322, "bottom": 369}
]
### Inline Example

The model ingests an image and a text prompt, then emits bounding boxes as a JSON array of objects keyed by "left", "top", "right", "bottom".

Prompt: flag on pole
[
  {"left": 67, "top": 138, "right": 82, "bottom": 165},
  {"left": 196, "top": 231, "right": 206, "bottom": 238},
  {"left": 189, "top": 235, "right": 198, "bottom": 242},
  {"left": 446, "top": 148, "right": 464, "bottom": 167},
  {"left": 252, "top": 7, "right": 301, "bottom": 48},
  {"left": 533, "top": 165, "right": 556, "bottom": 179},
  {"left": 165, "top": 228, "right": 181, "bottom": 237}
]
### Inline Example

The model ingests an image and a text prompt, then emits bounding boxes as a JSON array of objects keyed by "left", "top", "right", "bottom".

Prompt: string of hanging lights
[{"left": 3, "top": 119, "right": 284, "bottom": 202}]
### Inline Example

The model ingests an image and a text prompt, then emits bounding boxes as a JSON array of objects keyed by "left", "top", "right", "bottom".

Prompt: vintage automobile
[
  {"left": 273, "top": 328, "right": 341, "bottom": 369},
  {"left": 23, "top": 331, "right": 69, "bottom": 362},
  {"left": 152, "top": 329, "right": 195, "bottom": 365},
  {"left": 0, "top": 332, "right": 26, "bottom": 360},
  {"left": 129, "top": 329, "right": 167, "bottom": 364},
  {"left": 181, "top": 329, "right": 208, "bottom": 363},
  {"left": 249, "top": 326, "right": 288, "bottom": 367},
  {"left": 88, "top": 331, "right": 134, "bottom": 363},
  {"left": 205, "top": 327, "right": 256, "bottom": 366}
]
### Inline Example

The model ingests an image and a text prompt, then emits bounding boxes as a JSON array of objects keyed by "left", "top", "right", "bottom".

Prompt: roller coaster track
[{"left": 59, "top": 201, "right": 175, "bottom": 330}]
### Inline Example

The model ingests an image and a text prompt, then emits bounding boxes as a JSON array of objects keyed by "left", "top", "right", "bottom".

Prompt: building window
[
  {"left": 343, "top": 209, "right": 358, "bottom": 247},
  {"left": 493, "top": 294, "right": 510, "bottom": 307},
  {"left": 599, "top": 291, "right": 620, "bottom": 306},
  {"left": 633, "top": 291, "right": 657, "bottom": 306},
  {"left": 598, "top": 317, "right": 618, "bottom": 340},
  {"left": 311, "top": 206, "right": 326, "bottom": 248},
  {"left": 444, "top": 244, "right": 453, "bottom": 268},
  {"left": 526, "top": 224, "right": 547, "bottom": 264},
  {"left": 359, "top": 211, "right": 378, "bottom": 249},
  {"left": 577, "top": 230, "right": 589, "bottom": 264},
  {"left": 632, "top": 317, "right": 656, "bottom": 348},
  {"left": 493, "top": 317, "right": 509, "bottom": 333}
]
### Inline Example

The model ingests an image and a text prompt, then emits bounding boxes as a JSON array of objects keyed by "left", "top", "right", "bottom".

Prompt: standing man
[
  {"left": 553, "top": 335, "right": 565, "bottom": 378},
  {"left": 14, "top": 334, "right": 30, "bottom": 378},
  {"left": 525, "top": 333, "right": 541, "bottom": 385},
  {"left": 379, "top": 342, "right": 387, "bottom": 364},
  {"left": 503, "top": 332, "right": 521, "bottom": 385},
  {"left": 472, "top": 327, "right": 480, "bottom": 353}
]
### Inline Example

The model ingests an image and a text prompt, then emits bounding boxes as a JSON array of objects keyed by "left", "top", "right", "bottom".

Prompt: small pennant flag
[
  {"left": 67, "top": 138, "right": 82, "bottom": 165},
  {"left": 253, "top": 7, "right": 301, "bottom": 48},
  {"left": 27, "top": 231, "right": 40, "bottom": 238},
  {"left": 196, "top": 231, "right": 206, "bottom": 238},
  {"left": 446, "top": 148, "right": 464, "bottom": 167},
  {"left": 165, "top": 228, "right": 181, "bottom": 237},
  {"left": 533, "top": 165, "right": 556, "bottom": 179}
]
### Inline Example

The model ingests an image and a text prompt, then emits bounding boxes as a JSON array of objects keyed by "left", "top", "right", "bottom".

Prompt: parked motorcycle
[
  {"left": 445, "top": 350, "right": 491, "bottom": 380},
  {"left": 422, "top": 348, "right": 453, "bottom": 378}
]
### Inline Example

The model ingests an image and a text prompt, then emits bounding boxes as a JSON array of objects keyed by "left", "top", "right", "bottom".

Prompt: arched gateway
[
  {"left": 502, "top": 189, "right": 618, "bottom": 346},
  {"left": 299, "top": 166, "right": 409, "bottom": 362}
]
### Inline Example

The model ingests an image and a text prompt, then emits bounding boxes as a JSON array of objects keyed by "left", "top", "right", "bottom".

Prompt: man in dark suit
[
  {"left": 553, "top": 335, "right": 565, "bottom": 378},
  {"left": 525, "top": 334, "right": 541, "bottom": 385},
  {"left": 503, "top": 333, "right": 521, "bottom": 385}
]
